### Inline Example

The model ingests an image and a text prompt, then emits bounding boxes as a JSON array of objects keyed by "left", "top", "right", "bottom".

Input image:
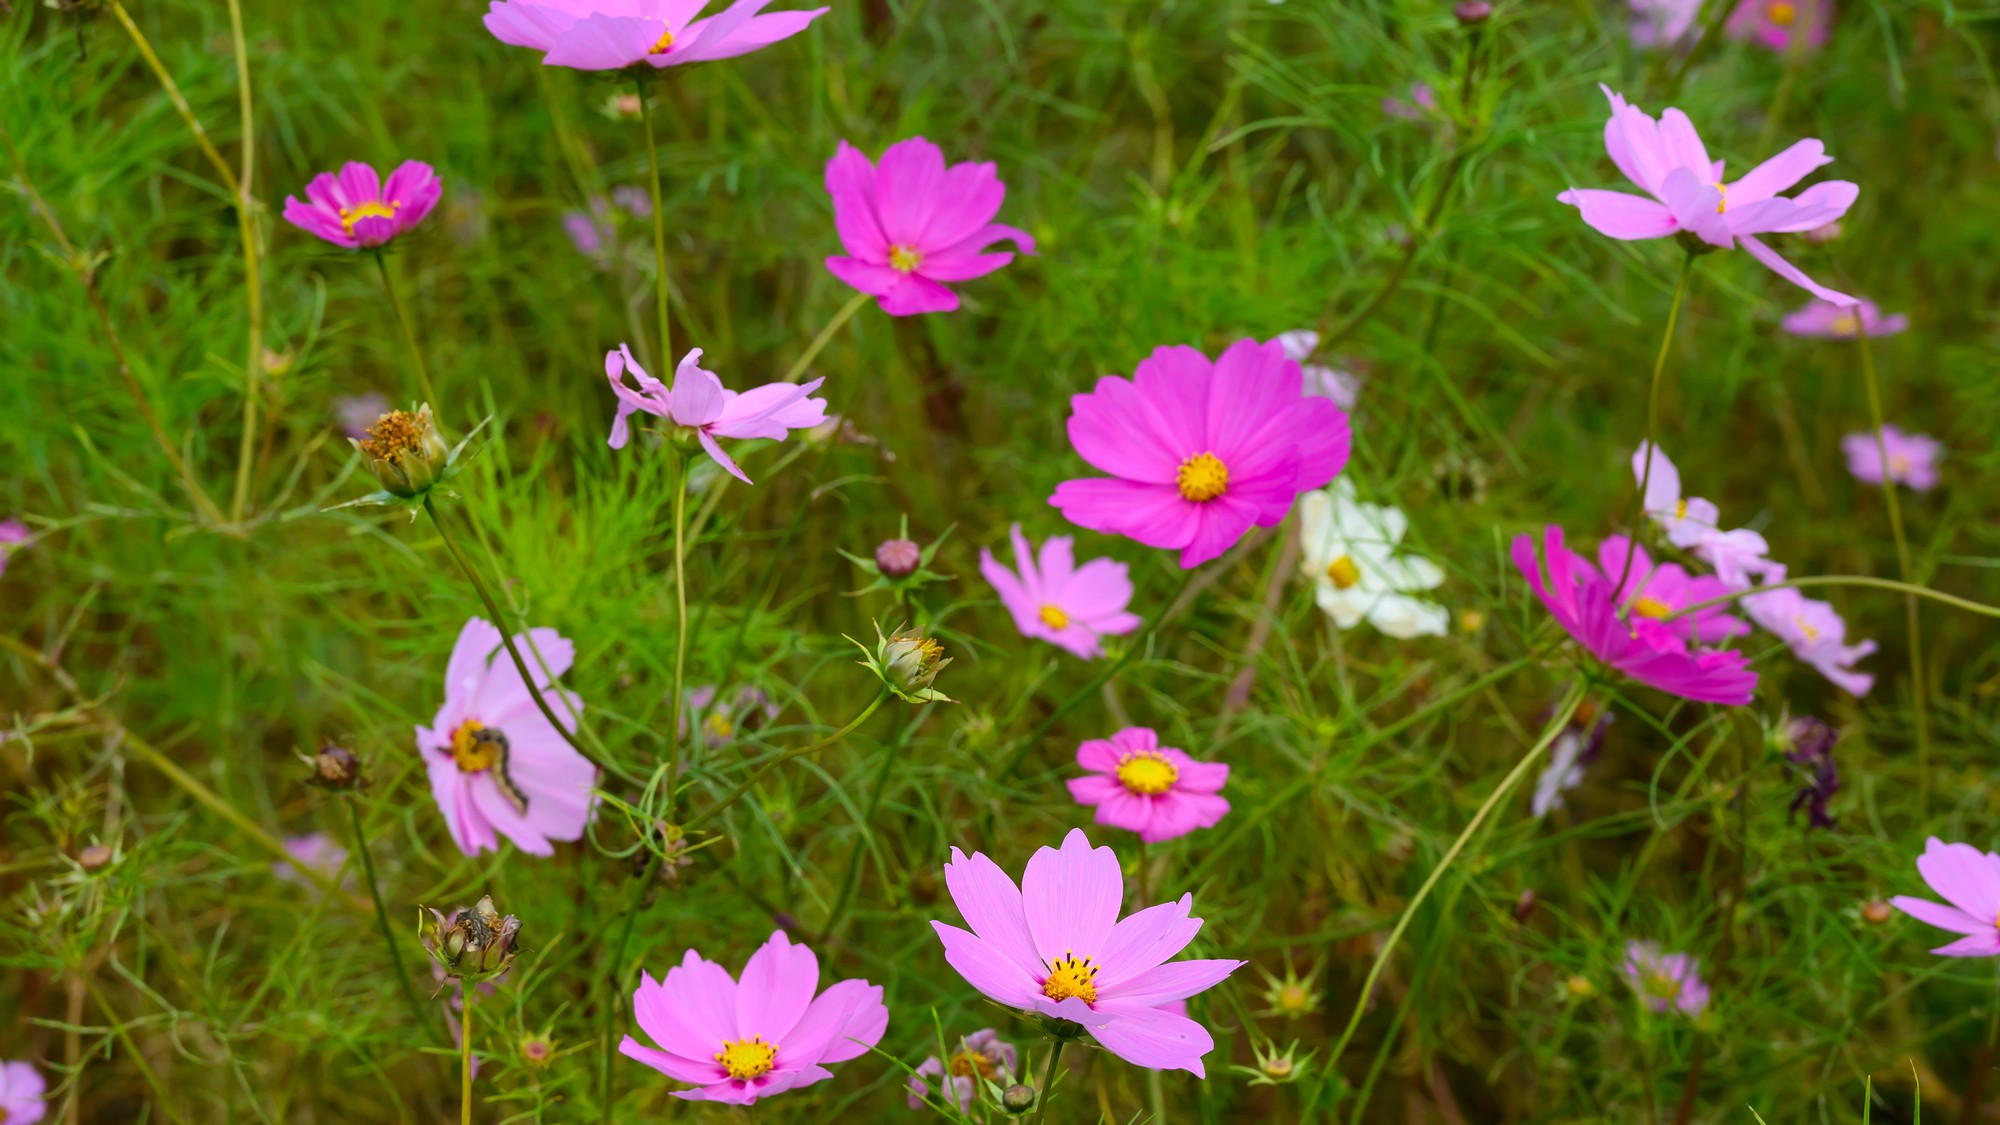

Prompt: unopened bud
[
  {"left": 1512, "top": 889, "right": 1537, "bottom": 922},
  {"left": 77, "top": 843, "right": 113, "bottom": 869},
  {"left": 1001, "top": 1084, "right": 1037, "bottom": 1114},
  {"left": 1861, "top": 899, "right": 1893, "bottom": 925},
  {"left": 305, "top": 744, "right": 366, "bottom": 791},
  {"left": 1454, "top": 0, "right": 1492, "bottom": 23},
  {"left": 520, "top": 1033, "right": 555, "bottom": 1068},
  {"left": 875, "top": 538, "right": 922, "bottom": 579}
]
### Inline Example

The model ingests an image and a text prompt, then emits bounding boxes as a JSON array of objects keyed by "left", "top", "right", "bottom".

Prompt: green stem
[
  {"left": 376, "top": 252, "right": 440, "bottom": 409},
  {"left": 1856, "top": 324, "right": 1930, "bottom": 806},
  {"left": 1616, "top": 251, "right": 1696, "bottom": 600},
  {"left": 1325, "top": 681, "right": 1587, "bottom": 1070},
  {"left": 1669, "top": 574, "right": 2000, "bottom": 621},
  {"left": 224, "top": 0, "right": 261, "bottom": 524},
  {"left": 1030, "top": 1039, "right": 1066, "bottom": 1125},
  {"left": 638, "top": 78, "right": 672, "bottom": 368},
  {"left": 598, "top": 854, "right": 661, "bottom": 1125},
  {"left": 345, "top": 796, "right": 426, "bottom": 1029},
  {"left": 683, "top": 691, "right": 890, "bottom": 835},
  {"left": 86, "top": 975, "right": 187, "bottom": 1125},
  {"left": 781, "top": 291, "right": 870, "bottom": 385},
  {"left": 665, "top": 447, "right": 691, "bottom": 819},
  {"left": 461, "top": 980, "right": 475, "bottom": 1125}
]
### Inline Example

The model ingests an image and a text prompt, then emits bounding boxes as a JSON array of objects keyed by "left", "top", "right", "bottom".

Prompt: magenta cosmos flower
[
  {"left": 416, "top": 618, "right": 596, "bottom": 857},
  {"left": 1891, "top": 838, "right": 2000, "bottom": 957},
  {"left": 1620, "top": 941, "right": 1710, "bottom": 1015},
  {"left": 0, "top": 1061, "right": 44, "bottom": 1125},
  {"left": 282, "top": 161, "right": 441, "bottom": 250},
  {"left": 979, "top": 524, "right": 1140, "bottom": 660},
  {"left": 823, "top": 137, "right": 1036, "bottom": 316},
  {"left": 1728, "top": 0, "right": 1832, "bottom": 52},
  {"left": 1596, "top": 536, "right": 1748, "bottom": 645},
  {"left": 483, "top": 0, "right": 827, "bottom": 71},
  {"left": 1066, "top": 728, "right": 1229, "bottom": 844},
  {"left": 1050, "top": 338, "right": 1352, "bottom": 569},
  {"left": 1513, "top": 525, "right": 1757, "bottom": 705},
  {"left": 1782, "top": 297, "right": 1907, "bottom": 340},
  {"left": 605, "top": 345, "right": 827, "bottom": 483},
  {"left": 930, "top": 829, "right": 1244, "bottom": 1075},
  {"left": 906, "top": 1029, "right": 1017, "bottom": 1111},
  {"left": 1557, "top": 87, "right": 1857, "bottom": 305},
  {"left": 1841, "top": 424, "right": 1941, "bottom": 491},
  {"left": 1743, "top": 585, "right": 1876, "bottom": 696},
  {"left": 620, "top": 930, "right": 887, "bottom": 1105}
]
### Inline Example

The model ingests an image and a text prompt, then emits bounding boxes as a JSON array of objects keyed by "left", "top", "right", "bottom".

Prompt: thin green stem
[
  {"left": 224, "top": 0, "right": 262, "bottom": 523},
  {"left": 638, "top": 79, "right": 672, "bottom": 367},
  {"left": 598, "top": 854, "right": 661, "bottom": 1125},
  {"left": 1617, "top": 251, "right": 1696, "bottom": 600},
  {"left": 666, "top": 447, "right": 691, "bottom": 818},
  {"left": 461, "top": 980, "right": 475, "bottom": 1125},
  {"left": 1326, "top": 681, "right": 1588, "bottom": 1070},
  {"left": 781, "top": 291, "right": 871, "bottom": 385},
  {"left": 86, "top": 975, "right": 187, "bottom": 1125},
  {"left": 1669, "top": 575, "right": 2000, "bottom": 621},
  {"left": 1030, "top": 1039, "right": 1066, "bottom": 1125},
  {"left": 345, "top": 797, "right": 425, "bottom": 1030},
  {"left": 684, "top": 691, "right": 890, "bottom": 835},
  {"left": 377, "top": 253, "right": 440, "bottom": 409},
  {"left": 1856, "top": 324, "right": 1930, "bottom": 805}
]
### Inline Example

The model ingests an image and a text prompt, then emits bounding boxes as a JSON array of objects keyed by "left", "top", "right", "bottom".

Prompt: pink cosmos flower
[
  {"left": 1596, "top": 536, "right": 1748, "bottom": 644},
  {"left": 1620, "top": 941, "right": 1710, "bottom": 1015},
  {"left": 1693, "top": 528, "right": 1781, "bottom": 591},
  {"left": 1512, "top": 525, "right": 1757, "bottom": 705},
  {"left": 483, "top": 0, "right": 827, "bottom": 72},
  {"left": 1743, "top": 586, "right": 1875, "bottom": 696},
  {"left": 415, "top": 618, "right": 596, "bottom": 857},
  {"left": 1557, "top": 87, "right": 1858, "bottom": 305},
  {"left": 0, "top": 518, "right": 29, "bottom": 578},
  {"left": 906, "top": 1029, "right": 1017, "bottom": 1111},
  {"left": 979, "top": 524, "right": 1141, "bottom": 660},
  {"left": 1632, "top": 442, "right": 1719, "bottom": 548},
  {"left": 1728, "top": 0, "right": 1832, "bottom": 52},
  {"left": 1891, "top": 837, "right": 2000, "bottom": 957},
  {"left": 1630, "top": 0, "right": 1702, "bottom": 48},
  {"left": 0, "top": 1061, "right": 45, "bottom": 1125},
  {"left": 930, "top": 829, "right": 1244, "bottom": 1075},
  {"left": 823, "top": 138, "right": 1036, "bottom": 316},
  {"left": 1841, "top": 425, "right": 1941, "bottom": 491},
  {"left": 1050, "top": 338, "right": 1352, "bottom": 569},
  {"left": 274, "top": 833, "right": 352, "bottom": 890},
  {"left": 1275, "top": 330, "right": 1362, "bottom": 412},
  {"left": 282, "top": 161, "right": 442, "bottom": 250},
  {"left": 604, "top": 345, "right": 827, "bottom": 484},
  {"left": 620, "top": 930, "right": 888, "bottom": 1105},
  {"left": 1782, "top": 297, "right": 1907, "bottom": 340},
  {"left": 1066, "top": 728, "right": 1229, "bottom": 843}
]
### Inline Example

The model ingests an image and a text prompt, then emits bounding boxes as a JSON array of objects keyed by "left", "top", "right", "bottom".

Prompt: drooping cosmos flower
[
  {"left": 1891, "top": 838, "right": 2000, "bottom": 957},
  {"left": 1531, "top": 697, "right": 1613, "bottom": 819},
  {"left": 483, "top": 0, "right": 828, "bottom": 72},
  {"left": 823, "top": 137, "right": 1036, "bottom": 316},
  {"left": 1782, "top": 297, "right": 1907, "bottom": 340},
  {"left": 1298, "top": 480, "right": 1448, "bottom": 638},
  {"left": 1275, "top": 331, "right": 1362, "bottom": 412},
  {"left": 979, "top": 524, "right": 1140, "bottom": 660},
  {"left": 681, "top": 684, "right": 779, "bottom": 747},
  {"left": 1840, "top": 425, "right": 1941, "bottom": 491},
  {"left": 906, "top": 1029, "right": 1017, "bottom": 1112},
  {"left": 0, "top": 1060, "right": 46, "bottom": 1125},
  {"left": 283, "top": 161, "right": 442, "bottom": 250},
  {"left": 604, "top": 345, "right": 827, "bottom": 484},
  {"left": 1051, "top": 338, "right": 1352, "bottom": 569},
  {"left": 1631, "top": 442, "right": 1719, "bottom": 548},
  {"left": 1780, "top": 715, "right": 1839, "bottom": 829},
  {"left": 1629, "top": 0, "right": 1702, "bottom": 48},
  {"left": 620, "top": 930, "right": 887, "bottom": 1104},
  {"left": 1728, "top": 0, "right": 1832, "bottom": 52},
  {"left": 931, "top": 829, "right": 1244, "bottom": 1075},
  {"left": 1513, "top": 525, "right": 1757, "bottom": 705},
  {"left": 416, "top": 618, "right": 596, "bottom": 857},
  {"left": 1620, "top": 941, "right": 1710, "bottom": 1015},
  {"left": 273, "top": 833, "right": 352, "bottom": 890},
  {"left": 1066, "top": 727, "right": 1230, "bottom": 844},
  {"left": 1596, "top": 536, "right": 1748, "bottom": 644},
  {"left": 1557, "top": 87, "right": 1858, "bottom": 304},
  {"left": 0, "top": 519, "right": 28, "bottom": 578},
  {"left": 1743, "top": 586, "right": 1876, "bottom": 696}
]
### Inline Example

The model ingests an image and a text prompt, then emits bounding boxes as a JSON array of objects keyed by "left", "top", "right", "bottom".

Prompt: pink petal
[
  {"left": 941, "top": 847, "right": 1043, "bottom": 975},
  {"left": 1094, "top": 894, "right": 1203, "bottom": 989},
  {"left": 1066, "top": 774, "right": 1122, "bottom": 807},
  {"left": 825, "top": 255, "right": 900, "bottom": 298},
  {"left": 1656, "top": 108, "right": 1713, "bottom": 178},
  {"left": 735, "top": 931, "right": 819, "bottom": 1042},
  {"left": 1559, "top": 189, "right": 1679, "bottom": 240},
  {"left": 697, "top": 429, "right": 753, "bottom": 485},
  {"left": 816, "top": 981, "right": 887, "bottom": 1063},
  {"left": 539, "top": 13, "right": 659, "bottom": 70},
  {"left": 1020, "top": 829, "right": 1123, "bottom": 964},
  {"left": 1087, "top": 1002, "right": 1216, "bottom": 1075},
  {"left": 877, "top": 272, "right": 960, "bottom": 316},
  {"left": 914, "top": 160, "right": 1005, "bottom": 253},
  {"left": 1049, "top": 479, "right": 1193, "bottom": 547},
  {"left": 484, "top": 1, "right": 576, "bottom": 50},
  {"left": 780, "top": 978, "right": 878, "bottom": 1065},
  {"left": 931, "top": 922, "right": 1041, "bottom": 1007},
  {"left": 1917, "top": 838, "right": 2000, "bottom": 922},
  {"left": 1727, "top": 138, "right": 1830, "bottom": 204},
  {"left": 1090, "top": 788, "right": 1157, "bottom": 837},
  {"left": 1062, "top": 557, "right": 1135, "bottom": 620},
  {"left": 1100, "top": 959, "right": 1243, "bottom": 1008},
  {"left": 1890, "top": 896, "right": 1989, "bottom": 937},
  {"left": 873, "top": 136, "right": 949, "bottom": 250},
  {"left": 664, "top": 948, "right": 742, "bottom": 1046},
  {"left": 1067, "top": 374, "right": 1185, "bottom": 484},
  {"left": 1738, "top": 234, "right": 1855, "bottom": 305},
  {"left": 675, "top": 3, "right": 824, "bottom": 62},
  {"left": 619, "top": 1037, "right": 724, "bottom": 1085},
  {"left": 1930, "top": 933, "right": 2000, "bottom": 958},
  {"left": 633, "top": 968, "right": 728, "bottom": 1063},
  {"left": 824, "top": 142, "right": 887, "bottom": 260}
]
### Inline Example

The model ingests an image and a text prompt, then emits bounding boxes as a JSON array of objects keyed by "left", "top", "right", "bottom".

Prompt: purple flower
[
  {"left": 282, "top": 161, "right": 442, "bottom": 250},
  {"left": 1727, "top": 0, "right": 1832, "bottom": 52},
  {"left": 273, "top": 833, "right": 352, "bottom": 890},
  {"left": 906, "top": 1029, "right": 1017, "bottom": 1112},
  {"left": 604, "top": 346, "right": 827, "bottom": 483},
  {"left": 1782, "top": 298, "right": 1907, "bottom": 340},
  {"left": 1066, "top": 727, "right": 1230, "bottom": 844},
  {"left": 1630, "top": 0, "right": 1702, "bottom": 48},
  {"left": 484, "top": 0, "right": 828, "bottom": 72},
  {"left": 979, "top": 524, "right": 1141, "bottom": 660},
  {"left": 1781, "top": 716, "right": 1838, "bottom": 830},
  {"left": 1891, "top": 838, "right": 2000, "bottom": 957},
  {"left": 1597, "top": 535, "right": 1749, "bottom": 645},
  {"left": 1621, "top": 941, "right": 1710, "bottom": 1015},
  {"left": 1742, "top": 585, "right": 1876, "bottom": 696},
  {"left": 0, "top": 519, "right": 29, "bottom": 579},
  {"left": 1841, "top": 425, "right": 1941, "bottom": 491},
  {"left": 0, "top": 1060, "right": 46, "bottom": 1124}
]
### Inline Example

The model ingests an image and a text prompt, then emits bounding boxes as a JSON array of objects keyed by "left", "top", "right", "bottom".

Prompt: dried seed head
[
  {"left": 354, "top": 405, "right": 451, "bottom": 499},
  {"left": 305, "top": 744, "right": 367, "bottom": 791}
]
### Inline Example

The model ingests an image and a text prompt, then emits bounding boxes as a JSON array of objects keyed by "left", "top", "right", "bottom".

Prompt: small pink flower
[
  {"left": 1632, "top": 442, "right": 1719, "bottom": 548},
  {"left": 0, "top": 1060, "right": 46, "bottom": 1124},
  {"left": 415, "top": 618, "right": 597, "bottom": 857},
  {"left": 906, "top": 1029, "right": 1016, "bottom": 1111},
  {"left": 1380, "top": 82, "right": 1438, "bottom": 121},
  {"left": 1557, "top": 86, "right": 1858, "bottom": 305},
  {"left": 1067, "top": 728, "right": 1229, "bottom": 844},
  {"left": 1050, "top": 339, "right": 1352, "bottom": 569},
  {"left": 1742, "top": 585, "right": 1876, "bottom": 696},
  {"left": 1629, "top": 0, "right": 1702, "bottom": 48},
  {"left": 1782, "top": 297, "right": 1907, "bottom": 339},
  {"left": 1596, "top": 536, "right": 1748, "bottom": 645},
  {"left": 1620, "top": 941, "right": 1710, "bottom": 1015},
  {"left": 335, "top": 393, "right": 390, "bottom": 441},
  {"left": 604, "top": 345, "right": 827, "bottom": 484},
  {"left": 979, "top": 525, "right": 1140, "bottom": 660},
  {"left": 1512, "top": 525, "right": 1757, "bottom": 706},
  {"left": 823, "top": 137, "right": 1036, "bottom": 316},
  {"left": 0, "top": 518, "right": 29, "bottom": 578},
  {"left": 1891, "top": 837, "right": 2000, "bottom": 957},
  {"left": 1275, "top": 331, "right": 1362, "bottom": 412},
  {"left": 274, "top": 833, "right": 351, "bottom": 890},
  {"left": 931, "top": 829, "right": 1244, "bottom": 1075},
  {"left": 283, "top": 161, "right": 441, "bottom": 250},
  {"left": 1727, "top": 0, "right": 1832, "bottom": 52},
  {"left": 620, "top": 930, "right": 888, "bottom": 1105},
  {"left": 484, "top": 0, "right": 827, "bottom": 72},
  {"left": 1841, "top": 424, "right": 1941, "bottom": 491}
]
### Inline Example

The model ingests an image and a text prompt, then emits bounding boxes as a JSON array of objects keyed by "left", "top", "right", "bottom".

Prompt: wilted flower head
[
  {"left": 1841, "top": 425, "right": 1941, "bottom": 491},
  {"left": 1620, "top": 941, "right": 1709, "bottom": 1015},
  {"left": 519, "top": 1032, "right": 557, "bottom": 1068},
  {"left": 0, "top": 1060, "right": 46, "bottom": 1124},
  {"left": 484, "top": 0, "right": 828, "bottom": 72},
  {"left": 421, "top": 894, "right": 522, "bottom": 983},
  {"left": 1783, "top": 297, "right": 1907, "bottom": 340},
  {"left": 303, "top": 743, "right": 366, "bottom": 791},
  {"left": 852, "top": 621, "right": 953, "bottom": 703},
  {"left": 979, "top": 524, "right": 1140, "bottom": 660},
  {"left": 337, "top": 405, "right": 487, "bottom": 512},
  {"left": 907, "top": 1029, "right": 1017, "bottom": 1111},
  {"left": 1728, "top": 0, "right": 1832, "bottom": 52},
  {"left": 1778, "top": 715, "right": 1839, "bottom": 829},
  {"left": 1890, "top": 838, "right": 2000, "bottom": 957},
  {"left": 283, "top": 161, "right": 442, "bottom": 250}
]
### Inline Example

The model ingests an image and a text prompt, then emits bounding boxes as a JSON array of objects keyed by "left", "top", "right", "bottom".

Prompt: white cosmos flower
[{"left": 1298, "top": 480, "right": 1448, "bottom": 638}]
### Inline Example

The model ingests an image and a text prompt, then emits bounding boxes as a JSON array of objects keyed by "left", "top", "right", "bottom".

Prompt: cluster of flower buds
[
  {"left": 419, "top": 894, "right": 522, "bottom": 984},
  {"left": 850, "top": 620, "right": 954, "bottom": 703}
]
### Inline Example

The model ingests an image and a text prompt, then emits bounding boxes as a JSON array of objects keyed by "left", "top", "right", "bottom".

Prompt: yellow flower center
[
  {"left": 714, "top": 1036, "right": 776, "bottom": 1081},
  {"left": 1039, "top": 604, "right": 1070, "bottom": 630},
  {"left": 1675, "top": 498, "right": 1688, "bottom": 520},
  {"left": 1831, "top": 313, "right": 1860, "bottom": 336},
  {"left": 1713, "top": 182, "right": 1728, "bottom": 214},
  {"left": 704, "top": 712, "right": 735, "bottom": 740},
  {"left": 649, "top": 28, "right": 676, "bottom": 53},
  {"left": 1630, "top": 596, "right": 1673, "bottom": 619},
  {"left": 889, "top": 244, "right": 923, "bottom": 272},
  {"left": 1767, "top": 0, "right": 1796, "bottom": 25},
  {"left": 450, "top": 719, "right": 504, "bottom": 773},
  {"left": 948, "top": 1049, "right": 999, "bottom": 1079},
  {"left": 337, "top": 200, "right": 400, "bottom": 235},
  {"left": 1325, "top": 555, "right": 1362, "bottom": 590},
  {"left": 1116, "top": 750, "right": 1179, "bottom": 796},
  {"left": 1042, "top": 952, "right": 1099, "bottom": 1005},
  {"left": 1175, "top": 452, "right": 1229, "bottom": 502},
  {"left": 1793, "top": 614, "right": 1820, "bottom": 642},
  {"left": 1277, "top": 984, "right": 1310, "bottom": 1013},
  {"left": 1889, "top": 454, "right": 1911, "bottom": 476},
  {"left": 1644, "top": 971, "right": 1682, "bottom": 1002}
]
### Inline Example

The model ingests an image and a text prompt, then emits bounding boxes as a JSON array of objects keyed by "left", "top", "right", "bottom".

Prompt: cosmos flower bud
[
  {"left": 519, "top": 1033, "right": 556, "bottom": 1068},
  {"left": 420, "top": 894, "right": 522, "bottom": 983},
  {"left": 1861, "top": 899, "right": 1893, "bottom": 925},
  {"left": 874, "top": 538, "right": 921, "bottom": 579},
  {"left": 850, "top": 621, "right": 954, "bottom": 703},
  {"left": 842, "top": 516, "right": 954, "bottom": 595},
  {"left": 355, "top": 405, "right": 451, "bottom": 499},
  {"left": 303, "top": 744, "right": 367, "bottom": 791},
  {"left": 1454, "top": 0, "right": 1492, "bottom": 23},
  {"left": 1000, "top": 1084, "right": 1037, "bottom": 1114},
  {"left": 1233, "top": 1039, "right": 1311, "bottom": 1087}
]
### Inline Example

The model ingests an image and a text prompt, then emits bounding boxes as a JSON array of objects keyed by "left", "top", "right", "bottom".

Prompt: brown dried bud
[
  {"left": 420, "top": 894, "right": 522, "bottom": 983},
  {"left": 305, "top": 744, "right": 367, "bottom": 791}
]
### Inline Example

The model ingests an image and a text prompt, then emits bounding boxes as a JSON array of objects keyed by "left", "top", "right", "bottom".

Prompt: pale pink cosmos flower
[
  {"left": 1066, "top": 728, "right": 1229, "bottom": 844},
  {"left": 1557, "top": 87, "right": 1858, "bottom": 305},
  {"left": 1743, "top": 585, "right": 1876, "bottom": 696},
  {"left": 1051, "top": 338, "right": 1352, "bottom": 569},
  {"left": 274, "top": 833, "right": 351, "bottom": 890},
  {"left": 483, "top": 0, "right": 827, "bottom": 72},
  {"left": 1841, "top": 425, "right": 1941, "bottom": 491},
  {"left": 604, "top": 345, "right": 827, "bottom": 484},
  {"left": 1632, "top": 442, "right": 1719, "bottom": 548},
  {"left": 931, "top": 829, "right": 1243, "bottom": 1075},
  {"left": 0, "top": 1060, "right": 46, "bottom": 1125},
  {"left": 1630, "top": 0, "right": 1702, "bottom": 48},
  {"left": 0, "top": 518, "right": 29, "bottom": 578},
  {"left": 823, "top": 137, "right": 1036, "bottom": 316},
  {"left": 283, "top": 161, "right": 442, "bottom": 250},
  {"left": 1597, "top": 536, "right": 1748, "bottom": 644},
  {"left": 1620, "top": 941, "right": 1710, "bottom": 1015},
  {"left": 1693, "top": 528, "right": 1781, "bottom": 591},
  {"left": 979, "top": 524, "right": 1140, "bottom": 660},
  {"left": 1513, "top": 525, "right": 1757, "bottom": 705},
  {"left": 1891, "top": 837, "right": 2000, "bottom": 957},
  {"left": 1275, "top": 330, "right": 1362, "bottom": 412},
  {"left": 1728, "top": 0, "right": 1832, "bottom": 52},
  {"left": 620, "top": 930, "right": 887, "bottom": 1105},
  {"left": 415, "top": 618, "right": 597, "bottom": 857},
  {"left": 906, "top": 1029, "right": 1016, "bottom": 1111},
  {"left": 1782, "top": 297, "right": 1907, "bottom": 340}
]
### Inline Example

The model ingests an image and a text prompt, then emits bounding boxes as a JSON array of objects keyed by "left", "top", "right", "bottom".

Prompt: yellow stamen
[
  {"left": 1630, "top": 596, "right": 1673, "bottom": 619},
  {"left": 648, "top": 27, "right": 676, "bottom": 54},
  {"left": 1645, "top": 972, "right": 1682, "bottom": 1002},
  {"left": 948, "top": 1049, "right": 999, "bottom": 1079},
  {"left": 1115, "top": 750, "right": 1179, "bottom": 796},
  {"left": 1714, "top": 182, "right": 1729, "bottom": 214},
  {"left": 889, "top": 245, "right": 923, "bottom": 273},
  {"left": 1042, "top": 952, "right": 1099, "bottom": 1005},
  {"left": 1767, "top": 0, "right": 1796, "bottom": 25},
  {"left": 1175, "top": 452, "right": 1228, "bottom": 502},
  {"left": 714, "top": 1036, "right": 776, "bottom": 1081},
  {"left": 1325, "top": 555, "right": 1361, "bottom": 590},
  {"left": 1039, "top": 604, "right": 1070, "bottom": 630},
  {"left": 704, "top": 712, "right": 735, "bottom": 739},
  {"left": 1831, "top": 313, "right": 1860, "bottom": 336},
  {"left": 1793, "top": 614, "right": 1820, "bottom": 642},
  {"left": 1675, "top": 498, "right": 1688, "bottom": 520},
  {"left": 337, "top": 200, "right": 400, "bottom": 236},
  {"left": 450, "top": 719, "right": 502, "bottom": 773}
]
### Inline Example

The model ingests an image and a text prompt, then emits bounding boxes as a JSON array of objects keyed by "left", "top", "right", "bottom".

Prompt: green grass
[{"left": 5, "top": 0, "right": 2000, "bottom": 1120}]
